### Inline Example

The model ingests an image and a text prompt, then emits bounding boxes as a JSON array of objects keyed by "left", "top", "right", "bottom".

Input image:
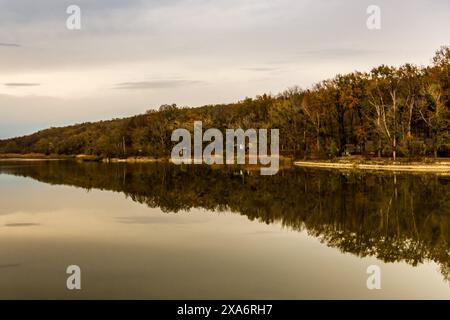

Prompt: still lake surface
[{"left": 0, "top": 160, "right": 449, "bottom": 299}]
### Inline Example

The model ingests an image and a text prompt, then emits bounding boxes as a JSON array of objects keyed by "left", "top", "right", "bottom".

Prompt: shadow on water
[{"left": 1, "top": 161, "right": 449, "bottom": 283}]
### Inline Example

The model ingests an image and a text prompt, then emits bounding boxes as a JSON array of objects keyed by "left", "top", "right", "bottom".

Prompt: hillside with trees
[{"left": 1, "top": 46, "right": 449, "bottom": 160}]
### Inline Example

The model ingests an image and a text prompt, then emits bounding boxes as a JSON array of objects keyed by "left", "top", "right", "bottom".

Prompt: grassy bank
[{"left": 0, "top": 153, "right": 74, "bottom": 160}]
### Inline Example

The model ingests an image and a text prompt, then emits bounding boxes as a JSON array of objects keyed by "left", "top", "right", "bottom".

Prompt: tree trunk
[
  {"left": 377, "top": 134, "right": 382, "bottom": 158},
  {"left": 337, "top": 109, "right": 345, "bottom": 155},
  {"left": 316, "top": 134, "right": 320, "bottom": 153},
  {"left": 393, "top": 136, "right": 396, "bottom": 161},
  {"left": 433, "top": 132, "right": 438, "bottom": 158}
]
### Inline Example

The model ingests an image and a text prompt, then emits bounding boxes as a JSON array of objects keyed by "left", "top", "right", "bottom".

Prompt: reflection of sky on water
[{"left": 0, "top": 164, "right": 449, "bottom": 299}]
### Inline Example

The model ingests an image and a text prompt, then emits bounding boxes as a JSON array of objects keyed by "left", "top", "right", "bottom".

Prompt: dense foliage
[{"left": 1, "top": 46, "right": 449, "bottom": 159}]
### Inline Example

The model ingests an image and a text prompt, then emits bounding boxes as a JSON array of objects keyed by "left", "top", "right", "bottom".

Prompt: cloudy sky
[{"left": 0, "top": 0, "right": 449, "bottom": 138}]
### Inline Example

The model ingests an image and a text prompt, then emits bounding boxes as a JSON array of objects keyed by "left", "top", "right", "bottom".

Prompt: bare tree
[{"left": 367, "top": 66, "right": 401, "bottom": 160}]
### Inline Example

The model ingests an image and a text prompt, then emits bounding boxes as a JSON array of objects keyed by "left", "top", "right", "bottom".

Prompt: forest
[{"left": 1, "top": 45, "right": 449, "bottom": 160}]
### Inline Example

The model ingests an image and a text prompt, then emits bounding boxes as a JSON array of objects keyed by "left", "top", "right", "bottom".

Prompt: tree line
[{"left": 1, "top": 45, "right": 449, "bottom": 159}]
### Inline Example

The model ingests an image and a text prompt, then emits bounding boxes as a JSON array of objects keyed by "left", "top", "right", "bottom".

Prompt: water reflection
[{"left": 1, "top": 161, "right": 449, "bottom": 284}]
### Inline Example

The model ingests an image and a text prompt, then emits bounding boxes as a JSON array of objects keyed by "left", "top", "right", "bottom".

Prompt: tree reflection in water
[{"left": 1, "top": 161, "right": 449, "bottom": 283}]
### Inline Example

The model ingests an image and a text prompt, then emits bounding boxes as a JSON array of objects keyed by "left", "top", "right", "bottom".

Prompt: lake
[{"left": 0, "top": 160, "right": 449, "bottom": 299}]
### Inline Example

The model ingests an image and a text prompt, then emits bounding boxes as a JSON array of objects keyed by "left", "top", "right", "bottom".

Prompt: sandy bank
[{"left": 294, "top": 160, "right": 450, "bottom": 173}]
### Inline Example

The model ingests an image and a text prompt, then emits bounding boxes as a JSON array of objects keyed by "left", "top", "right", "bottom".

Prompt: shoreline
[
  {"left": 294, "top": 160, "right": 450, "bottom": 173},
  {"left": 1, "top": 153, "right": 450, "bottom": 173}
]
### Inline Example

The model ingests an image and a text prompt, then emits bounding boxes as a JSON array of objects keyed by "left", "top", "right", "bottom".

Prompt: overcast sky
[{"left": 0, "top": 0, "right": 449, "bottom": 138}]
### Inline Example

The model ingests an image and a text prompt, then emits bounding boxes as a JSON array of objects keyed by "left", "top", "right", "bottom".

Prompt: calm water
[{"left": 0, "top": 160, "right": 449, "bottom": 299}]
